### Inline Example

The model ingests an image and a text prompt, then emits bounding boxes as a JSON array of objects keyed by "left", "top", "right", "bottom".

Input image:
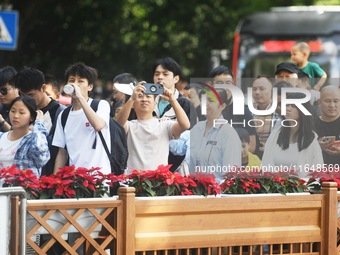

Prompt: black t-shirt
[
  {"left": 314, "top": 116, "right": 340, "bottom": 165},
  {"left": 41, "top": 99, "right": 61, "bottom": 128}
]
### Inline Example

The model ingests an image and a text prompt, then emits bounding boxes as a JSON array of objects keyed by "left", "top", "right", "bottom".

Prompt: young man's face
[
  {"left": 213, "top": 74, "right": 234, "bottom": 101},
  {"left": 0, "top": 84, "right": 19, "bottom": 105},
  {"left": 133, "top": 93, "right": 156, "bottom": 114},
  {"left": 24, "top": 89, "right": 46, "bottom": 109},
  {"left": 153, "top": 65, "right": 179, "bottom": 91},
  {"left": 67, "top": 75, "right": 92, "bottom": 98},
  {"left": 213, "top": 74, "right": 234, "bottom": 86},
  {"left": 45, "top": 84, "right": 60, "bottom": 100}
]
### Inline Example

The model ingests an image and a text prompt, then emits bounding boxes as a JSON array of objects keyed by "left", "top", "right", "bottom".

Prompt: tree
[{"left": 2, "top": 0, "right": 315, "bottom": 88}]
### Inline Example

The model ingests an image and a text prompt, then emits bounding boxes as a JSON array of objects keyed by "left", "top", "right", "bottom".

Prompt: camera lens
[{"left": 150, "top": 85, "right": 157, "bottom": 93}]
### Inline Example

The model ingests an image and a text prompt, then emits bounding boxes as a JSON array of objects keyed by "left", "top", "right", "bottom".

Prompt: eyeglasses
[{"left": 0, "top": 87, "right": 12, "bottom": 95}]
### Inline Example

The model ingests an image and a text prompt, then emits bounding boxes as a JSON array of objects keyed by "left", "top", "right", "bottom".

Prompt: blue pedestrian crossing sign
[{"left": 0, "top": 11, "right": 18, "bottom": 50}]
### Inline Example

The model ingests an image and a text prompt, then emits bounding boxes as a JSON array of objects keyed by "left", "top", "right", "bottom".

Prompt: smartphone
[
  {"left": 323, "top": 136, "right": 336, "bottom": 143},
  {"left": 143, "top": 83, "right": 164, "bottom": 95}
]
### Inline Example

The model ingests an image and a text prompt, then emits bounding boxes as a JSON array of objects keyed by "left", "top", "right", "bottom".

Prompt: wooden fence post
[
  {"left": 119, "top": 187, "right": 136, "bottom": 255},
  {"left": 321, "top": 182, "right": 337, "bottom": 255}
]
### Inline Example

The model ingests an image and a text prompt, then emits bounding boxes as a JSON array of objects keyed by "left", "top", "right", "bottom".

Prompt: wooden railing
[
  {"left": 336, "top": 191, "right": 340, "bottom": 254},
  {"left": 6, "top": 182, "right": 339, "bottom": 254},
  {"left": 25, "top": 193, "right": 126, "bottom": 254},
  {"left": 128, "top": 182, "right": 338, "bottom": 255}
]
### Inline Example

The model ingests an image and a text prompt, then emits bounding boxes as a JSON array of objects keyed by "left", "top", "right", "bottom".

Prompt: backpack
[
  {"left": 41, "top": 101, "right": 66, "bottom": 176},
  {"left": 61, "top": 99, "right": 128, "bottom": 175}
]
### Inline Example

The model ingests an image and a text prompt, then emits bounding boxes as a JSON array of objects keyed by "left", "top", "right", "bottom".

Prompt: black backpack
[
  {"left": 41, "top": 101, "right": 66, "bottom": 176},
  {"left": 61, "top": 99, "right": 128, "bottom": 175}
]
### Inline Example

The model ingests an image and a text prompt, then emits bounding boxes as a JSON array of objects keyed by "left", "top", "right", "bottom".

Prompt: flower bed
[
  {"left": 0, "top": 164, "right": 221, "bottom": 199},
  {"left": 121, "top": 165, "right": 220, "bottom": 197},
  {"left": 220, "top": 170, "right": 307, "bottom": 195},
  {"left": 0, "top": 164, "right": 314, "bottom": 198},
  {"left": 0, "top": 165, "right": 108, "bottom": 199}
]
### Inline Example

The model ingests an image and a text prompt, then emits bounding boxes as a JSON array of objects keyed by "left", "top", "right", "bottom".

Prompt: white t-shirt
[
  {"left": 126, "top": 118, "right": 174, "bottom": 173},
  {"left": 52, "top": 99, "right": 111, "bottom": 174},
  {"left": 272, "top": 142, "right": 300, "bottom": 167},
  {"left": 0, "top": 132, "right": 24, "bottom": 168},
  {"left": 262, "top": 128, "right": 324, "bottom": 178},
  {"left": 43, "top": 111, "right": 53, "bottom": 133}
]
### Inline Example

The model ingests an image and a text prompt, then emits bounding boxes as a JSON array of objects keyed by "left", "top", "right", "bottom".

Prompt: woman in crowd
[
  {"left": 190, "top": 89, "right": 242, "bottom": 183},
  {"left": 262, "top": 93, "right": 323, "bottom": 178},
  {"left": 0, "top": 95, "right": 50, "bottom": 177}
]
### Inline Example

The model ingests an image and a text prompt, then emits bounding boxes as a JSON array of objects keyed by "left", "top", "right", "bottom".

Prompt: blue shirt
[
  {"left": 169, "top": 130, "right": 190, "bottom": 165},
  {"left": 0, "top": 120, "right": 50, "bottom": 177}
]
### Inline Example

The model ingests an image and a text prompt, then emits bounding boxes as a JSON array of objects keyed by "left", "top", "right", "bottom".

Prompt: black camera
[{"left": 143, "top": 83, "right": 164, "bottom": 95}]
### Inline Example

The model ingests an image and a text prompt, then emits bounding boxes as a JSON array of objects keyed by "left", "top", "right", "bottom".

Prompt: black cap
[{"left": 275, "top": 62, "right": 298, "bottom": 74}]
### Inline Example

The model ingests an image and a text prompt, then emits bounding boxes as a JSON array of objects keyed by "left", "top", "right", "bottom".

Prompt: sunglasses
[{"left": 0, "top": 87, "right": 12, "bottom": 95}]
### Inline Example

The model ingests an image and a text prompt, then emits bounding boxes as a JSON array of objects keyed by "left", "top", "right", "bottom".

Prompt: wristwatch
[{"left": 0, "top": 120, "right": 5, "bottom": 127}]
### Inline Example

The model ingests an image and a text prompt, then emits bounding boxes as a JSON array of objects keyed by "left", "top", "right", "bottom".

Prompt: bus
[{"left": 232, "top": 6, "right": 340, "bottom": 91}]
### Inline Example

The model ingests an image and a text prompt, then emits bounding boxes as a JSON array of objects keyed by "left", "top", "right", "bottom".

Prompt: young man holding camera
[
  {"left": 152, "top": 57, "right": 196, "bottom": 171},
  {"left": 116, "top": 82, "right": 190, "bottom": 173}
]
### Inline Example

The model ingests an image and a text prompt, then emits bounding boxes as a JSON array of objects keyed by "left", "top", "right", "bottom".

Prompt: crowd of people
[{"left": 0, "top": 41, "right": 339, "bottom": 182}]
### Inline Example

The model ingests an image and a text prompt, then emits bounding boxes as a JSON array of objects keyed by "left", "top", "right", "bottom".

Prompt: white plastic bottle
[{"left": 63, "top": 84, "right": 74, "bottom": 95}]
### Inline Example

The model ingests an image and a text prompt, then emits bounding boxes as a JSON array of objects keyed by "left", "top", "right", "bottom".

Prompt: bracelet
[{"left": 0, "top": 120, "right": 5, "bottom": 127}]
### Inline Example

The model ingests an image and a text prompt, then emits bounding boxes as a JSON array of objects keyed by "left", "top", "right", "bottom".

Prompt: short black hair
[
  {"left": 209, "top": 65, "right": 234, "bottom": 79},
  {"left": 113, "top": 73, "right": 137, "bottom": 85},
  {"left": 152, "top": 57, "right": 182, "bottom": 77},
  {"left": 45, "top": 74, "right": 60, "bottom": 89},
  {"left": 0, "top": 66, "right": 17, "bottom": 88},
  {"left": 64, "top": 62, "right": 98, "bottom": 85},
  {"left": 15, "top": 66, "right": 45, "bottom": 92},
  {"left": 235, "top": 127, "right": 250, "bottom": 144}
]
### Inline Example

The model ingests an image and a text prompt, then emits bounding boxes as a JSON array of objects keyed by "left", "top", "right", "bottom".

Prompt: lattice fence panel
[{"left": 26, "top": 199, "right": 121, "bottom": 255}]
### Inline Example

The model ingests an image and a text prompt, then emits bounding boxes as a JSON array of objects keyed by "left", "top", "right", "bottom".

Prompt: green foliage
[{"left": 3, "top": 0, "right": 316, "bottom": 83}]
